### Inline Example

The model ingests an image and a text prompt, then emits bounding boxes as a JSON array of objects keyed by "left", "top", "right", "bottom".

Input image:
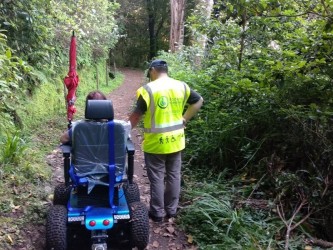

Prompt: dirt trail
[{"left": 46, "top": 68, "right": 193, "bottom": 250}]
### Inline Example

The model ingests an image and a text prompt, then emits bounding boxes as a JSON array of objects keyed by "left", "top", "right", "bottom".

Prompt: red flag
[{"left": 64, "top": 32, "right": 79, "bottom": 123}]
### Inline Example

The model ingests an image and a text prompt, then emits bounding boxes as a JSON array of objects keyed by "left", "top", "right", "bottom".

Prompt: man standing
[{"left": 129, "top": 59, "right": 203, "bottom": 222}]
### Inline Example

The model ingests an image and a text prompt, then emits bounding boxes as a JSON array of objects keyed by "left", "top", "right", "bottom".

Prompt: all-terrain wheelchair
[{"left": 46, "top": 100, "right": 149, "bottom": 250}]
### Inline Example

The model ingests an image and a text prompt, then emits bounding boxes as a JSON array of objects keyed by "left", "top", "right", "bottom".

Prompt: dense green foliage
[
  {"left": 50, "top": 0, "right": 119, "bottom": 63},
  {"left": 0, "top": 0, "right": 120, "bottom": 137},
  {"left": 156, "top": 0, "right": 333, "bottom": 248},
  {"left": 0, "top": 31, "right": 32, "bottom": 135},
  {"left": 1, "top": 0, "right": 119, "bottom": 66},
  {"left": 0, "top": 1, "right": 122, "bottom": 248}
]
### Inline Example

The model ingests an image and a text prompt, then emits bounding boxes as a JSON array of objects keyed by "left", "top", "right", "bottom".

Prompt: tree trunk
[
  {"left": 194, "top": 0, "right": 214, "bottom": 66},
  {"left": 198, "top": 0, "right": 213, "bottom": 49},
  {"left": 170, "top": 0, "right": 186, "bottom": 52},
  {"left": 147, "top": 0, "right": 157, "bottom": 59},
  {"left": 238, "top": 11, "right": 247, "bottom": 71}
]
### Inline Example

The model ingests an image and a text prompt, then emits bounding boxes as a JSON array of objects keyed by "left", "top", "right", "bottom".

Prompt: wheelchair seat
[{"left": 69, "top": 100, "right": 130, "bottom": 193}]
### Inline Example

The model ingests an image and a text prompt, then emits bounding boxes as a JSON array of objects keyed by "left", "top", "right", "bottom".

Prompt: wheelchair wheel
[
  {"left": 53, "top": 183, "right": 71, "bottom": 205},
  {"left": 124, "top": 182, "right": 140, "bottom": 204},
  {"left": 46, "top": 205, "right": 67, "bottom": 250},
  {"left": 129, "top": 201, "right": 149, "bottom": 250}
]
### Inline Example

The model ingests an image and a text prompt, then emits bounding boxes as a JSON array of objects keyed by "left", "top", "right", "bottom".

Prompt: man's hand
[
  {"left": 60, "top": 130, "right": 70, "bottom": 144},
  {"left": 182, "top": 117, "right": 187, "bottom": 128},
  {"left": 183, "top": 97, "right": 204, "bottom": 124}
]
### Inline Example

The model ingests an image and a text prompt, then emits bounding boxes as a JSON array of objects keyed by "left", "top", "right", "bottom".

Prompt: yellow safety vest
[{"left": 137, "top": 77, "right": 190, "bottom": 154}]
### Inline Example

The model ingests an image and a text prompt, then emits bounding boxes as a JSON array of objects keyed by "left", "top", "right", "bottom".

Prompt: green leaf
[
  {"left": 5, "top": 49, "right": 11, "bottom": 59},
  {"left": 298, "top": 60, "right": 306, "bottom": 68}
]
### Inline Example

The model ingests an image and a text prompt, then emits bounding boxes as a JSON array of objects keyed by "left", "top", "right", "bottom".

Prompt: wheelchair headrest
[{"left": 85, "top": 100, "right": 114, "bottom": 120}]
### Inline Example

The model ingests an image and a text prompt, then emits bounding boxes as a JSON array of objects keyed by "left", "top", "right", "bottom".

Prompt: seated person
[{"left": 60, "top": 90, "right": 107, "bottom": 144}]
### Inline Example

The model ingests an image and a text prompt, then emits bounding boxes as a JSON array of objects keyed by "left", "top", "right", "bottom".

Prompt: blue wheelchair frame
[{"left": 61, "top": 100, "right": 135, "bottom": 247}]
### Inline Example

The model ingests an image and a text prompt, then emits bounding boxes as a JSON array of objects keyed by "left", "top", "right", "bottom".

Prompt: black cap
[{"left": 147, "top": 59, "right": 168, "bottom": 77}]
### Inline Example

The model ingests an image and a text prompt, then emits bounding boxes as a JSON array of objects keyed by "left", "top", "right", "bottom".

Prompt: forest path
[{"left": 46, "top": 68, "right": 193, "bottom": 250}]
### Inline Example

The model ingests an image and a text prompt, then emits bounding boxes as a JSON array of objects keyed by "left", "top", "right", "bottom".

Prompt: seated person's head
[
  {"left": 85, "top": 90, "right": 108, "bottom": 115},
  {"left": 60, "top": 90, "right": 108, "bottom": 144},
  {"left": 86, "top": 90, "right": 107, "bottom": 101}
]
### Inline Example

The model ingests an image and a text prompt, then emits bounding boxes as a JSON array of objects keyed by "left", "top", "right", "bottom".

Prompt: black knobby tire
[
  {"left": 53, "top": 183, "right": 71, "bottom": 205},
  {"left": 46, "top": 205, "right": 67, "bottom": 250},
  {"left": 129, "top": 201, "right": 149, "bottom": 250},
  {"left": 124, "top": 182, "right": 140, "bottom": 204}
]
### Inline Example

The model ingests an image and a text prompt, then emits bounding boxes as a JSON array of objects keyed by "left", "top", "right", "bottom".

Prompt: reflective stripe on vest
[{"left": 143, "top": 83, "right": 188, "bottom": 133}]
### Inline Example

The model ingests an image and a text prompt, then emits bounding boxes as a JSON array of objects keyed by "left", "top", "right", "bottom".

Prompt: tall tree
[
  {"left": 113, "top": 0, "right": 169, "bottom": 65},
  {"left": 147, "top": 0, "right": 157, "bottom": 58},
  {"left": 170, "top": 0, "right": 186, "bottom": 52},
  {"left": 146, "top": 0, "right": 169, "bottom": 59},
  {"left": 187, "top": 0, "right": 214, "bottom": 65},
  {"left": 113, "top": 0, "right": 148, "bottom": 66}
]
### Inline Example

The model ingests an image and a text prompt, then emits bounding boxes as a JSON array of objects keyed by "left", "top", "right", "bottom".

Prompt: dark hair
[
  {"left": 153, "top": 66, "right": 168, "bottom": 74},
  {"left": 86, "top": 90, "right": 107, "bottom": 100}
]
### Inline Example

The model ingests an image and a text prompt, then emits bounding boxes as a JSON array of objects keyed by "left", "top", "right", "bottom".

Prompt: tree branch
[
  {"left": 320, "top": 0, "right": 330, "bottom": 16},
  {"left": 307, "top": 237, "right": 333, "bottom": 248},
  {"left": 277, "top": 197, "right": 311, "bottom": 250}
]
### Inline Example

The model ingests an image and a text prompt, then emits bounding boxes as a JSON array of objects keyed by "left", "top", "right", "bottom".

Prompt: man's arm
[
  {"left": 129, "top": 112, "right": 142, "bottom": 129},
  {"left": 183, "top": 97, "right": 203, "bottom": 124},
  {"left": 128, "top": 95, "right": 146, "bottom": 129},
  {"left": 60, "top": 131, "right": 70, "bottom": 144}
]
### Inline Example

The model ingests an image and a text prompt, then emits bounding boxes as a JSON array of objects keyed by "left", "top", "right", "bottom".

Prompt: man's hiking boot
[
  {"left": 148, "top": 211, "right": 163, "bottom": 222},
  {"left": 166, "top": 213, "right": 177, "bottom": 219}
]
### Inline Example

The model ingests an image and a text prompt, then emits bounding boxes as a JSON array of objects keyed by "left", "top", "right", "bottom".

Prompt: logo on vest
[{"left": 157, "top": 96, "right": 168, "bottom": 109}]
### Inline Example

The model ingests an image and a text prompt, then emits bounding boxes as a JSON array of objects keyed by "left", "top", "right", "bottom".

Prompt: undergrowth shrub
[
  {"left": 179, "top": 177, "right": 289, "bottom": 249},
  {"left": 19, "top": 78, "right": 64, "bottom": 129},
  {"left": 0, "top": 131, "right": 27, "bottom": 166},
  {"left": 179, "top": 170, "right": 331, "bottom": 249},
  {"left": 0, "top": 30, "right": 32, "bottom": 141}
]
